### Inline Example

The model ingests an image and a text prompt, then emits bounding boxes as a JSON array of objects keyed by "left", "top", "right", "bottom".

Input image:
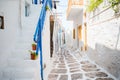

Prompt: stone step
[
  {"left": 7, "top": 59, "right": 39, "bottom": 68},
  {"left": 0, "top": 78, "right": 9, "bottom": 80},
  {"left": 11, "top": 49, "right": 29, "bottom": 53},
  {"left": 16, "top": 39, "right": 33, "bottom": 44},
  {"left": 15, "top": 42, "right": 31, "bottom": 46},
  {"left": 21, "top": 28, "right": 34, "bottom": 31},
  {"left": 0, "top": 75, "right": 35, "bottom": 80},
  {"left": 17, "top": 34, "right": 33, "bottom": 39},
  {"left": 13, "top": 78, "right": 34, "bottom": 80},
  {"left": 2, "top": 68, "right": 36, "bottom": 79},
  {"left": 0, "top": 57, "right": 10, "bottom": 68},
  {"left": 14, "top": 46, "right": 30, "bottom": 51},
  {"left": 0, "top": 67, "right": 37, "bottom": 78},
  {"left": 14, "top": 42, "right": 31, "bottom": 49},
  {"left": 10, "top": 55, "right": 30, "bottom": 60},
  {"left": 17, "top": 37, "right": 33, "bottom": 41},
  {"left": 9, "top": 50, "right": 30, "bottom": 60}
]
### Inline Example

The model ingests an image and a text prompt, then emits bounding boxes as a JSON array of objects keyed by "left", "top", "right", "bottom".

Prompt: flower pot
[
  {"left": 31, "top": 53, "right": 36, "bottom": 60},
  {"left": 32, "top": 44, "right": 36, "bottom": 50}
]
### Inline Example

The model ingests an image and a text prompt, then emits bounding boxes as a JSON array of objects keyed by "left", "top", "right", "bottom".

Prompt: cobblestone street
[{"left": 48, "top": 49, "right": 115, "bottom": 80}]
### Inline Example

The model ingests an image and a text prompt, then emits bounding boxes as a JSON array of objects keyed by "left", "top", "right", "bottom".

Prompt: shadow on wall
[{"left": 86, "top": 43, "right": 120, "bottom": 79}]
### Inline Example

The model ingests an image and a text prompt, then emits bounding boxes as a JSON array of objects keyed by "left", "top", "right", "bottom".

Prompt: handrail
[{"left": 33, "top": 0, "right": 52, "bottom": 80}]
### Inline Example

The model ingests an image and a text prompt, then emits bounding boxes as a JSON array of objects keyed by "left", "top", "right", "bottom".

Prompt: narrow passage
[{"left": 48, "top": 49, "right": 114, "bottom": 80}]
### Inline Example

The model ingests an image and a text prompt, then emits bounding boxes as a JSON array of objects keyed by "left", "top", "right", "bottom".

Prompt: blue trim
[
  {"left": 34, "top": 0, "right": 37, "bottom": 4},
  {"left": 48, "top": 0, "right": 52, "bottom": 9},
  {"left": 42, "top": 0, "right": 44, "bottom": 4}
]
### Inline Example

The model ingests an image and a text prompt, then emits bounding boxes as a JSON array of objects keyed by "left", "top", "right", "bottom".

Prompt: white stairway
[
  {"left": 0, "top": 5, "right": 42, "bottom": 80},
  {"left": 0, "top": 30, "right": 41, "bottom": 80}
]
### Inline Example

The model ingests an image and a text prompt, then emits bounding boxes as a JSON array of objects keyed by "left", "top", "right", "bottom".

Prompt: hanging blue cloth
[
  {"left": 42, "top": 0, "right": 44, "bottom": 4},
  {"left": 53, "top": 1, "right": 57, "bottom": 9},
  {"left": 48, "top": 0, "right": 52, "bottom": 9},
  {"left": 37, "top": 20, "right": 44, "bottom": 80},
  {"left": 33, "top": 0, "right": 47, "bottom": 4},
  {"left": 33, "top": 0, "right": 52, "bottom": 80},
  {"left": 34, "top": 0, "right": 37, "bottom": 4}
]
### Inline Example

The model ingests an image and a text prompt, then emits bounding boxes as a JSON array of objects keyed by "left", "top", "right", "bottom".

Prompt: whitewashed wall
[
  {"left": 0, "top": 0, "right": 20, "bottom": 58},
  {"left": 0, "top": 0, "right": 42, "bottom": 70},
  {"left": 65, "top": 28, "right": 73, "bottom": 48},
  {"left": 42, "top": 11, "right": 53, "bottom": 80},
  {"left": 87, "top": 3, "right": 120, "bottom": 79},
  {"left": 72, "top": 23, "right": 78, "bottom": 49}
]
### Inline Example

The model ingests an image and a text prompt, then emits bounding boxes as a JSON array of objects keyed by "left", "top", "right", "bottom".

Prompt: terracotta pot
[
  {"left": 31, "top": 53, "right": 36, "bottom": 60},
  {"left": 32, "top": 44, "right": 36, "bottom": 50}
]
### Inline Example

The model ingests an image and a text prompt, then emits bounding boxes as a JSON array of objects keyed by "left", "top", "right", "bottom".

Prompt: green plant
[
  {"left": 29, "top": 50, "right": 36, "bottom": 54},
  {"left": 108, "top": 0, "right": 120, "bottom": 13},
  {"left": 29, "top": 50, "right": 38, "bottom": 60},
  {"left": 32, "top": 43, "right": 36, "bottom": 50},
  {"left": 32, "top": 43, "right": 36, "bottom": 46},
  {"left": 87, "top": 0, "right": 103, "bottom": 12},
  {"left": 46, "top": 6, "right": 49, "bottom": 11}
]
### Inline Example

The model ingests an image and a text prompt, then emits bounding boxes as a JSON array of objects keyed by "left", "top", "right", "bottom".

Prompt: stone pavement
[{"left": 48, "top": 50, "right": 115, "bottom": 80}]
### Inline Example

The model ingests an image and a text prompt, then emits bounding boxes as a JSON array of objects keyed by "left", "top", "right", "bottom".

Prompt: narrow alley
[
  {"left": 0, "top": 0, "right": 120, "bottom": 80},
  {"left": 48, "top": 48, "right": 115, "bottom": 80}
]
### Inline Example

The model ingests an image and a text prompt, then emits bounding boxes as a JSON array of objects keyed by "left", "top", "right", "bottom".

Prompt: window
[
  {"left": 25, "top": 2, "right": 30, "bottom": 17},
  {"left": 0, "top": 16, "right": 4, "bottom": 29}
]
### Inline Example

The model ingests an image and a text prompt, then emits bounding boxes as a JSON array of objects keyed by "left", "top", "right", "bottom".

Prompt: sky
[{"left": 56, "top": 0, "right": 73, "bottom": 33}]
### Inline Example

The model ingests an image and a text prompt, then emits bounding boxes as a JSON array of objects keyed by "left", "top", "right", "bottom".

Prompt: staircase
[{"left": 0, "top": 5, "right": 42, "bottom": 80}]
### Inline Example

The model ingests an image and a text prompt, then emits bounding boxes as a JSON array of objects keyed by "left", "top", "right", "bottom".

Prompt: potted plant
[
  {"left": 29, "top": 50, "right": 37, "bottom": 60},
  {"left": 32, "top": 43, "right": 36, "bottom": 50}
]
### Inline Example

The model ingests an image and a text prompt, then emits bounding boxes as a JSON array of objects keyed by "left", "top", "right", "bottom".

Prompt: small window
[
  {"left": 0, "top": 16, "right": 4, "bottom": 29},
  {"left": 25, "top": 2, "right": 30, "bottom": 17}
]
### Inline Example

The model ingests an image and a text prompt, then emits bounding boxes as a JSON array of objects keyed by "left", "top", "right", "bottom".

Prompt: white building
[
  {"left": 86, "top": 0, "right": 120, "bottom": 79},
  {"left": 0, "top": 0, "right": 55, "bottom": 80},
  {"left": 67, "top": 0, "right": 120, "bottom": 79},
  {"left": 66, "top": 0, "right": 86, "bottom": 51}
]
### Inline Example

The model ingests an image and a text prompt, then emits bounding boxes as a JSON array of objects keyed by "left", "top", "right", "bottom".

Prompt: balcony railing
[{"left": 67, "top": 0, "right": 83, "bottom": 17}]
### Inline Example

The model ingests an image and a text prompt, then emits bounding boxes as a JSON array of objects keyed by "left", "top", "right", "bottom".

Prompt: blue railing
[{"left": 33, "top": 0, "right": 52, "bottom": 80}]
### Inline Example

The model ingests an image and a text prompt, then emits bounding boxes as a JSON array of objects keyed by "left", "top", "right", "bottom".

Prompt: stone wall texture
[{"left": 87, "top": 3, "right": 120, "bottom": 79}]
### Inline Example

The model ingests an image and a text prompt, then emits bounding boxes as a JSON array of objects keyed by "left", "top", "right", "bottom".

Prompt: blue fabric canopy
[{"left": 33, "top": 0, "right": 52, "bottom": 80}]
